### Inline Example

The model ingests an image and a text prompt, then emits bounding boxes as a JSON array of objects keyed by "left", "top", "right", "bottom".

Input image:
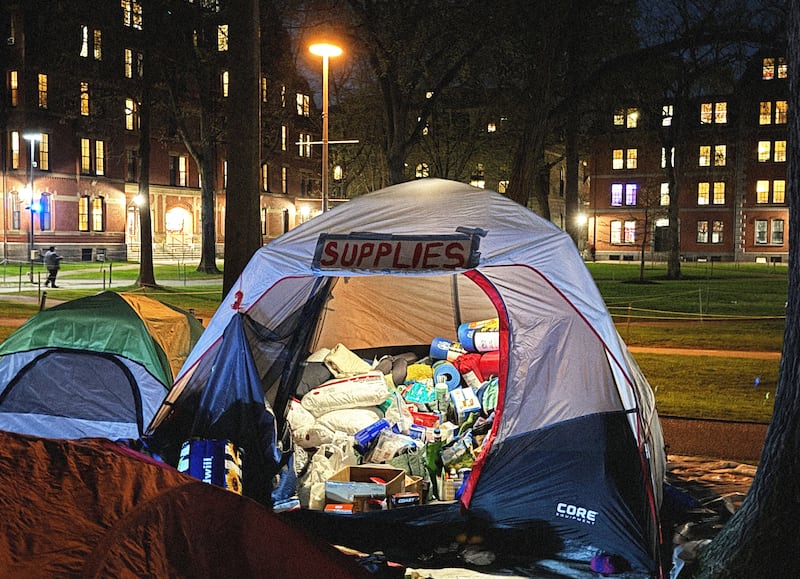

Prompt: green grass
[{"left": 635, "top": 354, "right": 778, "bottom": 423}]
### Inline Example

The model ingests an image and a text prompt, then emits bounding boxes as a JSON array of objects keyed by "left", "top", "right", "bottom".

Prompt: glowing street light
[
  {"left": 309, "top": 42, "right": 342, "bottom": 212},
  {"left": 22, "top": 132, "right": 42, "bottom": 281}
]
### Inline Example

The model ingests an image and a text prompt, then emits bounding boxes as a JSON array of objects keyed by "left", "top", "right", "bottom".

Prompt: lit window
[
  {"left": 699, "top": 146, "right": 710, "bottom": 167},
  {"left": 497, "top": 180, "right": 509, "bottom": 193},
  {"left": 416, "top": 163, "right": 430, "bottom": 178},
  {"left": 757, "top": 141, "right": 771, "bottom": 162},
  {"left": 697, "top": 220, "right": 708, "bottom": 243},
  {"left": 281, "top": 85, "right": 286, "bottom": 107},
  {"left": 762, "top": 58, "right": 775, "bottom": 80},
  {"left": 612, "top": 149, "right": 636, "bottom": 169},
  {"left": 662, "top": 104, "right": 673, "bottom": 126},
  {"left": 775, "top": 101, "right": 788, "bottom": 124},
  {"left": 661, "top": 147, "right": 675, "bottom": 168},
  {"left": 778, "top": 57, "right": 788, "bottom": 79},
  {"left": 80, "top": 82, "right": 90, "bottom": 116},
  {"left": 714, "top": 145, "right": 726, "bottom": 166},
  {"left": 774, "top": 180, "right": 785, "bottom": 203},
  {"left": 92, "top": 197, "right": 105, "bottom": 231},
  {"left": 296, "top": 93, "right": 310, "bottom": 117},
  {"left": 613, "top": 107, "right": 638, "bottom": 128},
  {"left": 626, "top": 149, "right": 637, "bottom": 169},
  {"left": 38, "top": 134, "right": 49, "bottom": 171},
  {"left": 610, "top": 220, "right": 622, "bottom": 243},
  {"left": 81, "top": 138, "right": 91, "bottom": 173},
  {"left": 39, "top": 194, "right": 51, "bottom": 231},
  {"left": 38, "top": 74, "right": 48, "bottom": 109},
  {"left": 221, "top": 70, "right": 229, "bottom": 97},
  {"left": 660, "top": 183, "right": 670, "bottom": 206},
  {"left": 281, "top": 125, "right": 287, "bottom": 151},
  {"left": 80, "top": 25, "right": 89, "bottom": 57},
  {"left": 759, "top": 101, "right": 771, "bottom": 124},
  {"left": 79, "top": 196, "right": 90, "bottom": 231},
  {"left": 470, "top": 163, "right": 486, "bottom": 188},
  {"left": 774, "top": 140, "right": 786, "bottom": 162},
  {"left": 261, "top": 163, "right": 269, "bottom": 191},
  {"left": 124, "top": 48, "right": 143, "bottom": 79},
  {"left": 95, "top": 140, "right": 104, "bottom": 175},
  {"left": 10, "top": 131, "right": 19, "bottom": 169},
  {"left": 9, "top": 70, "right": 18, "bottom": 107},
  {"left": 281, "top": 166, "right": 288, "bottom": 194},
  {"left": 217, "top": 24, "right": 228, "bottom": 51},
  {"left": 261, "top": 76, "right": 268, "bottom": 103},
  {"left": 487, "top": 122, "right": 496, "bottom": 132},
  {"left": 712, "top": 221, "right": 723, "bottom": 243},
  {"left": 756, "top": 180, "right": 770, "bottom": 203},
  {"left": 697, "top": 182, "right": 710, "bottom": 205},
  {"left": 93, "top": 29, "right": 102, "bottom": 60},
  {"left": 298, "top": 133, "right": 312, "bottom": 158},
  {"left": 624, "top": 220, "right": 636, "bottom": 243},
  {"left": 169, "top": 155, "right": 188, "bottom": 186},
  {"left": 700, "top": 101, "right": 726, "bottom": 124},
  {"left": 611, "top": 183, "right": 623, "bottom": 206},
  {"left": 121, "top": 1, "right": 143, "bottom": 30},
  {"left": 713, "top": 182, "right": 725, "bottom": 204},
  {"left": 625, "top": 183, "right": 638, "bottom": 206},
  {"left": 125, "top": 98, "right": 139, "bottom": 130}
]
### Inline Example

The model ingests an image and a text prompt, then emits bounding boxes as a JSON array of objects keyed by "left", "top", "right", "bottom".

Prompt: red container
[{"left": 479, "top": 350, "right": 500, "bottom": 379}]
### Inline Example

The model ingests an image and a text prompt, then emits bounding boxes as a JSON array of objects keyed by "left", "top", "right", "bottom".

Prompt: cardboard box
[{"left": 325, "top": 465, "right": 405, "bottom": 504}]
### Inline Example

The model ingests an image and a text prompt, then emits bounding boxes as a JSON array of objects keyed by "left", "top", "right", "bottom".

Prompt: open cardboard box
[{"left": 325, "top": 464, "right": 405, "bottom": 504}]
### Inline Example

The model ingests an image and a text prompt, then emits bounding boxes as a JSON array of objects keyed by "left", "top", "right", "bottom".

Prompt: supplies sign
[{"left": 313, "top": 230, "right": 484, "bottom": 272}]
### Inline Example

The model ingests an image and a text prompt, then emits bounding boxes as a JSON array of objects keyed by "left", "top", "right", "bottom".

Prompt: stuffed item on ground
[
  {"left": 301, "top": 372, "right": 389, "bottom": 418},
  {"left": 323, "top": 343, "right": 373, "bottom": 378}
]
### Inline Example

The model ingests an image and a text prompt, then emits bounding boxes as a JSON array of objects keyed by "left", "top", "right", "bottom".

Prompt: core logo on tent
[{"left": 556, "top": 502, "right": 598, "bottom": 525}]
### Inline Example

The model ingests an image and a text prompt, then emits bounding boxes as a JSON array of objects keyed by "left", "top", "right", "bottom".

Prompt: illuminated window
[
  {"left": 774, "top": 140, "right": 786, "bottom": 162},
  {"left": 281, "top": 166, "right": 288, "bottom": 194},
  {"left": 298, "top": 133, "right": 312, "bottom": 158},
  {"left": 760, "top": 100, "right": 787, "bottom": 124},
  {"left": 10, "top": 131, "right": 19, "bottom": 169},
  {"left": 762, "top": 57, "right": 788, "bottom": 80},
  {"left": 81, "top": 138, "right": 91, "bottom": 173},
  {"left": 94, "top": 29, "right": 102, "bottom": 60},
  {"left": 125, "top": 98, "right": 139, "bottom": 130},
  {"left": 712, "top": 221, "right": 723, "bottom": 243},
  {"left": 261, "top": 163, "right": 269, "bottom": 191},
  {"left": 775, "top": 101, "right": 788, "bottom": 124},
  {"left": 757, "top": 141, "right": 771, "bottom": 162},
  {"left": 121, "top": 0, "right": 143, "bottom": 30},
  {"left": 123, "top": 48, "right": 143, "bottom": 79},
  {"left": 38, "top": 74, "right": 48, "bottom": 109},
  {"left": 625, "top": 183, "right": 638, "bottom": 205},
  {"left": 95, "top": 140, "right": 104, "bottom": 175},
  {"left": 610, "top": 220, "right": 622, "bottom": 243},
  {"left": 217, "top": 24, "right": 228, "bottom": 51},
  {"left": 487, "top": 122, "right": 496, "bottom": 132},
  {"left": 697, "top": 182, "right": 710, "bottom": 205},
  {"left": 169, "top": 155, "right": 188, "bottom": 186},
  {"left": 612, "top": 149, "right": 637, "bottom": 169},
  {"left": 661, "top": 147, "right": 675, "bottom": 168},
  {"left": 660, "top": 183, "right": 670, "bottom": 206},
  {"left": 92, "top": 197, "right": 105, "bottom": 231},
  {"left": 611, "top": 183, "right": 623, "bottom": 206},
  {"left": 80, "top": 25, "right": 89, "bottom": 57},
  {"left": 261, "top": 76, "right": 268, "bottom": 103},
  {"left": 281, "top": 85, "right": 286, "bottom": 108},
  {"left": 756, "top": 180, "right": 770, "bottom": 203},
  {"left": 79, "top": 196, "right": 90, "bottom": 231},
  {"left": 281, "top": 125, "right": 287, "bottom": 151},
  {"left": 416, "top": 163, "right": 430, "bottom": 178},
  {"left": 38, "top": 134, "right": 49, "bottom": 171},
  {"left": 296, "top": 93, "right": 310, "bottom": 117},
  {"left": 755, "top": 219, "right": 768, "bottom": 244},
  {"left": 221, "top": 70, "right": 229, "bottom": 97},
  {"left": 774, "top": 180, "right": 785, "bottom": 203},
  {"left": 714, "top": 145, "right": 726, "bottom": 166},
  {"left": 700, "top": 101, "right": 726, "bottom": 124},
  {"left": 697, "top": 220, "right": 708, "bottom": 243},
  {"left": 662, "top": 104, "right": 673, "bottom": 126},
  {"left": 9, "top": 70, "right": 18, "bottom": 107},
  {"left": 80, "top": 82, "right": 90, "bottom": 116},
  {"left": 624, "top": 220, "right": 636, "bottom": 243},
  {"left": 613, "top": 107, "right": 638, "bottom": 128},
  {"left": 699, "top": 146, "right": 710, "bottom": 167}
]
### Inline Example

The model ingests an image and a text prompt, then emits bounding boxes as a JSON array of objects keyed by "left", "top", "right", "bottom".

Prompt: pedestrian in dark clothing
[{"left": 44, "top": 246, "right": 62, "bottom": 288}]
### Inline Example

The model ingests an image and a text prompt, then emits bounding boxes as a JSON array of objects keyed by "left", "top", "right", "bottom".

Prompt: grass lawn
[{"left": 0, "top": 259, "right": 787, "bottom": 424}]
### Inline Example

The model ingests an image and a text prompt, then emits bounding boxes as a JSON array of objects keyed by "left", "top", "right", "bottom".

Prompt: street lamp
[
  {"left": 309, "top": 42, "right": 342, "bottom": 212},
  {"left": 23, "top": 132, "right": 42, "bottom": 281}
]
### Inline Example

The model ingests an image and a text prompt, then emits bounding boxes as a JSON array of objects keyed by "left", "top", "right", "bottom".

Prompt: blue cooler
[{"left": 178, "top": 439, "right": 243, "bottom": 495}]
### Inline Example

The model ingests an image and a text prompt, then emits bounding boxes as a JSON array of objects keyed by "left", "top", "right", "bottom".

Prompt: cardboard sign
[{"left": 313, "top": 231, "right": 483, "bottom": 272}]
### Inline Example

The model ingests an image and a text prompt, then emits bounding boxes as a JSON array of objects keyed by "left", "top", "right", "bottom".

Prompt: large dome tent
[{"left": 148, "top": 178, "right": 665, "bottom": 573}]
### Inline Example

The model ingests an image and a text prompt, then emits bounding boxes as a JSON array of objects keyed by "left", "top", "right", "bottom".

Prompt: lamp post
[
  {"left": 309, "top": 42, "right": 342, "bottom": 212},
  {"left": 23, "top": 132, "right": 42, "bottom": 281}
]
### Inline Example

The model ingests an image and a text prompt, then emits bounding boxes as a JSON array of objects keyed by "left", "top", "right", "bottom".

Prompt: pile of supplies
[{"left": 289, "top": 318, "right": 500, "bottom": 514}]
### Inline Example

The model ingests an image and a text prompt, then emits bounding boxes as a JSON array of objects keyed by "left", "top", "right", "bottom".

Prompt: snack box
[
  {"left": 325, "top": 465, "right": 405, "bottom": 504},
  {"left": 324, "top": 503, "right": 354, "bottom": 514},
  {"left": 390, "top": 492, "right": 420, "bottom": 508},
  {"left": 449, "top": 387, "right": 482, "bottom": 424}
]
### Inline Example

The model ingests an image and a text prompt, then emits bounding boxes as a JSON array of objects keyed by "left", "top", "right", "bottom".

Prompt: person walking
[{"left": 43, "top": 246, "right": 63, "bottom": 288}]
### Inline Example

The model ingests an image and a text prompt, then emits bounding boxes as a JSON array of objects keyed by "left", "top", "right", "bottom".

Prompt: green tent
[{"left": 0, "top": 291, "right": 203, "bottom": 440}]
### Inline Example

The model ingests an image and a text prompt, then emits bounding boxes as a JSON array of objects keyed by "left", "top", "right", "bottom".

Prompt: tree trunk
[
  {"left": 564, "top": 110, "right": 581, "bottom": 245},
  {"left": 197, "top": 139, "right": 220, "bottom": 274},
  {"left": 696, "top": 2, "right": 800, "bottom": 576},
  {"left": 136, "top": 71, "right": 157, "bottom": 288},
  {"left": 222, "top": 0, "right": 262, "bottom": 296}
]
